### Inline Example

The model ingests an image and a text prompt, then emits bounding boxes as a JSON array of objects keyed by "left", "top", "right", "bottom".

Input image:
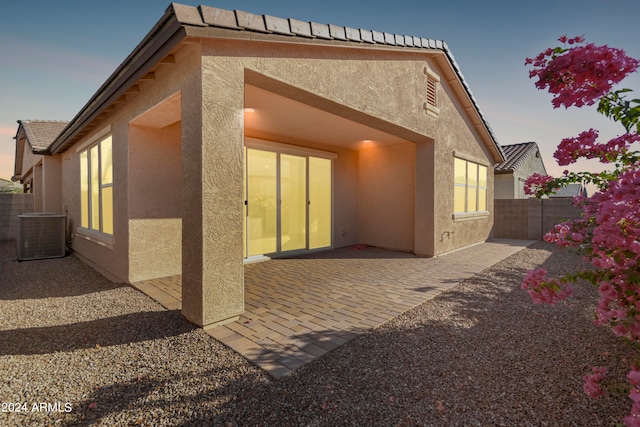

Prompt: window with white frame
[
  {"left": 454, "top": 157, "right": 487, "bottom": 213},
  {"left": 80, "top": 135, "right": 113, "bottom": 235}
]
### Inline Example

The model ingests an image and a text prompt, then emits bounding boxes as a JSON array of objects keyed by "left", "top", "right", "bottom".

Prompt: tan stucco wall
[
  {"left": 201, "top": 38, "right": 494, "bottom": 260},
  {"left": 204, "top": 39, "right": 494, "bottom": 260},
  {"left": 61, "top": 44, "right": 200, "bottom": 284},
  {"left": 42, "top": 156, "right": 62, "bottom": 213},
  {"left": 129, "top": 218, "right": 182, "bottom": 282},
  {"left": 331, "top": 147, "right": 360, "bottom": 248},
  {"left": 18, "top": 141, "right": 41, "bottom": 187},
  {"left": 495, "top": 174, "right": 516, "bottom": 199},
  {"left": 181, "top": 43, "right": 245, "bottom": 326},
  {"left": 429, "top": 71, "right": 496, "bottom": 255},
  {"left": 358, "top": 143, "right": 415, "bottom": 251},
  {"left": 128, "top": 121, "right": 182, "bottom": 281}
]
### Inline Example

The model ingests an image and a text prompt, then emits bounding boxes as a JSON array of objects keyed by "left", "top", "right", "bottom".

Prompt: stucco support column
[
  {"left": 181, "top": 60, "right": 244, "bottom": 327},
  {"left": 414, "top": 141, "right": 435, "bottom": 257}
]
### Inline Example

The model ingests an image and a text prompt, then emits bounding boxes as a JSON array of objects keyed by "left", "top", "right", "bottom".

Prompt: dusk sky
[{"left": 1, "top": 0, "right": 639, "bottom": 184}]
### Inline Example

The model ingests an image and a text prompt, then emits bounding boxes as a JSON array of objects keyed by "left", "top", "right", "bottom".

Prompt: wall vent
[{"left": 17, "top": 213, "right": 66, "bottom": 261}]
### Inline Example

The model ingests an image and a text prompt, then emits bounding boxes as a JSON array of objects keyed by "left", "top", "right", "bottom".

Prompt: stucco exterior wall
[
  {"left": 495, "top": 174, "right": 515, "bottom": 199},
  {"left": 17, "top": 142, "right": 41, "bottom": 192},
  {"left": 61, "top": 45, "right": 200, "bottom": 283},
  {"left": 201, "top": 38, "right": 495, "bottom": 258},
  {"left": 181, "top": 42, "right": 245, "bottom": 326},
  {"left": 513, "top": 153, "right": 546, "bottom": 199},
  {"left": 129, "top": 218, "right": 182, "bottom": 282},
  {"left": 430, "top": 64, "right": 495, "bottom": 255},
  {"left": 512, "top": 152, "right": 546, "bottom": 199},
  {"left": 128, "top": 121, "right": 182, "bottom": 282},
  {"left": 52, "top": 34, "right": 499, "bottom": 326},
  {"left": 42, "top": 156, "right": 62, "bottom": 213},
  {"left": 330, "top": 147, "right": 359, "bottom": 248},
  {"left": 358, "top": 143, "right": 415, "bottom": 251}
]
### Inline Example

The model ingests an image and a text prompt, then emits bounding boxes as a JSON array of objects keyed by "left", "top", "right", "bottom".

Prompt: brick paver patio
[{"left": 132, "top": 238, "right": 534, "bottom": 378}]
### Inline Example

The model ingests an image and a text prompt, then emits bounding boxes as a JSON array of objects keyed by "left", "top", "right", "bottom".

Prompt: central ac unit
[{"left": 17, "top": 213, "right": 66, "bottom": 261}]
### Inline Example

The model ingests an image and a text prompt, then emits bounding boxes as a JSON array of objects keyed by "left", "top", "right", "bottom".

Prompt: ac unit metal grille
[{"left": 17, "top": 213, "right": 66, "bottom": 261}]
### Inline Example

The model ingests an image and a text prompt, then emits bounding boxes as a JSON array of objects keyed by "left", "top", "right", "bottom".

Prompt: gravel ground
[{"left": 1, "top": 240, "right": 637, "bottom": 426}]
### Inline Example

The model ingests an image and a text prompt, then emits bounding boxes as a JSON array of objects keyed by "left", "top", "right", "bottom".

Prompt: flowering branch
[
  {"left": 524, "top": 35, "right": 640, "bottom": 426},
  {"left": 598, "top": 89, "right": 640, "bottom": 133}
]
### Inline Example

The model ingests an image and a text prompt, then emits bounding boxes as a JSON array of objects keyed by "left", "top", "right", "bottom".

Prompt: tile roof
[
  {"left": 550, "top": 183, "right": 587, "bottom": 198},
  {"left": 494, "top": 141, "right": 541, "bottom": 173},
  {"left": 19, "top": 120, "right": 69, "bottom": 152}
]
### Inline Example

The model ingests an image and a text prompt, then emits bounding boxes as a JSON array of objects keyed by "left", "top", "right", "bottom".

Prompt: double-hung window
[
  {"left": 454, "top": 157, "right": 487, "bottom": 214},
  {"left": 80, "top": 135, "right": 113, "bottom": 235}
]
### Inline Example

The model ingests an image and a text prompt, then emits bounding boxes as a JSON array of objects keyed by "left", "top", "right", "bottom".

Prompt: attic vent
[
  {"left": 423, "top": 66, "right": 441, "bottom": 117},
  {"left": 426, "top": 77, "right": 437, "bottom": 106},
  {"left": 17, "top": 213, "right": 66, "bottom": 261}
]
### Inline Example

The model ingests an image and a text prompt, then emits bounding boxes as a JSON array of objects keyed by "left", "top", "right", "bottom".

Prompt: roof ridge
[
  {"left": 20, "top": 119, "right": 70, "bottom": 124},
  {"left": 171, "top": 3, "right": 446, "bottom": 49}
]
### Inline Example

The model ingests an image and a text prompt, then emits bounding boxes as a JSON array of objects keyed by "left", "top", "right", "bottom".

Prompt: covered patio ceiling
[{"left": 244, "top": 84, "right": 410, "bottom": 151}]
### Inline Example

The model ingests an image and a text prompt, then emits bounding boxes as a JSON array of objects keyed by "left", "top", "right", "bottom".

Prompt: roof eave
[
  {"left": 48, "top": 7, "right": 187, "bottom": 155},
  {"left": 439, "top": 46, "right": 505, "bottom": 164}
]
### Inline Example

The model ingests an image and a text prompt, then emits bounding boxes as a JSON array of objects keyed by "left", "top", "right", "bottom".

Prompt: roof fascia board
[
  {"left": 49, "top": 13, "right": 186, "bottom": 155},
  {"left": 434, "top": 49, "right": 505, "bottom": 164}
]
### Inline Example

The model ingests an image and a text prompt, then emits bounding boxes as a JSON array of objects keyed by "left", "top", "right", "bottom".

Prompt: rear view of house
[{"left": 12, "top": 3, "right": 505, "bottom": 328}]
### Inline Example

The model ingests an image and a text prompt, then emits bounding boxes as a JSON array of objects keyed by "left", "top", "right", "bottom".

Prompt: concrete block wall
[
  {"left": 493, "top": 199, "right": 531, "bottom": 239},
  {"left": 0, "top": 194, "right": 34, "bottom": 241},
  {"left": 493, "top": 198, "right": 582, "bottom": 240},
  {"left": 541, "top": 198, "right": 580, "bottom": 235}
]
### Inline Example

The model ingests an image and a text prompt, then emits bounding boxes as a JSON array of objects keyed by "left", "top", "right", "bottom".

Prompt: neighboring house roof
[
  {"left": 18, "top": 120, "right": 69, "bottom": 152},
  {"left": 494, "top": 141, "right": 546, "bottom": 174},
  {"left": 12, "top": 120, "right": 69, "bottom": 181},
  {"left": 45, "top": 3, "right": 504, "bottom": 163},
  {"left": 551, "top": 183, "right": 588, "bottom": 198}
]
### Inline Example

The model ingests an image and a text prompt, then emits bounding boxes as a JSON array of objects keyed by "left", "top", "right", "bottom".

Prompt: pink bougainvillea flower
[
  {"left": 521, "top": 268, "right": 573, "bottom": 304},
  {"left": 524, "top": 35, "right": 640, "bottom": 426},
  {"left": 526, "top": 37, "right": 639, "bottom": 109},
  {"left": 524, "top": 173, "right": 556, "bottom": 195},
  {"left": 583, "top": 366, "right": 607, "bottom": 398}
]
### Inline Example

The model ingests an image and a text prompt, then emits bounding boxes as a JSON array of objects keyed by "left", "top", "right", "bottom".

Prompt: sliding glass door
[{"left": 244, "top": 145, "right": 332, "bottom": 258}]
